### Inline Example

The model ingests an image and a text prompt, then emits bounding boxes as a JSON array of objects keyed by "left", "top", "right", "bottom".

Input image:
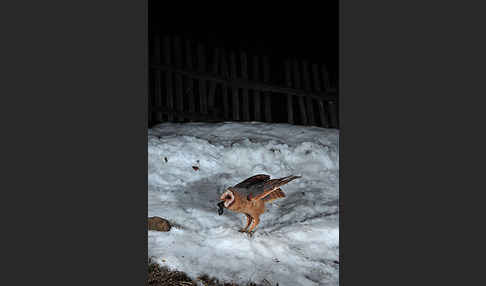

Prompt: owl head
[
  {"left": 217, "top": 188, "right": 236, "bottom": 215},
  {"left": 220, "top": 188, "right": 235, "bottom": 208}
]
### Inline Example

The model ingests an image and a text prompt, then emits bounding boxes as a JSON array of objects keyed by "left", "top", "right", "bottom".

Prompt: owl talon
[
  {"left": 238, "top": 228, "right": 247, "bottom": 233},
  {"left": 247, "top": 231, "right": 255, "bottom": 238}
]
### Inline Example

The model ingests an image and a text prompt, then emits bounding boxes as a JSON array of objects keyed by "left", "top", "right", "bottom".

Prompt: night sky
[{"left": 149, "top": 2, "right": 339, "bottom": 77}]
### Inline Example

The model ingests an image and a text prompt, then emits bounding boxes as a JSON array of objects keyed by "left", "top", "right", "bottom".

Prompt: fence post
[
  {"left": 322, "top": 65, "right": 337, "bottom": 128},
  {"left": 153, "top": 35, "right": 163, "bottom": 124},
  {"left": 284, "top": 60, "right": 294, "bottom": 124},
  {"left": 163, "top": 36, "right": 174, "bottom": 121},
  {"left": 329, "top": 100, "right": 338, "bottom": 128},
  {"left": 240, "top": 51, "right": 250, "bottom": 121},
  {"left": 263, "top": 56, "right": 272, "bottom": 122},
  {"left": 322, "top": 65, "right": 331, "bottom": 90},
  {"left": 221, "top": 50, "right": 230, "bottom": 120},
  {"left": 197, "top": 43, "right": 208, "bottom": 115},
  {"left": 312, "top": 63, "right": 329, "bottom": 128},
  {"left": 229, "top": 52, "right": 240, "bottom": 121},
  {"left": 173, "top": 36, "right": 184, "bottom": 121},
  {"left": 293, "top": 59, "right": 307, "bottom": 125},
  {"left": 184, "top": 39, "right": 195, "bottom": 118},
  {"left": 252, "top": 55, "right": 262, "bottom": 121},
  {"left": 302, "top": 60, "right": 315, "bottom": 125},
  {"left": 208, "top": 47, "right": 220, "bottom": 112}
]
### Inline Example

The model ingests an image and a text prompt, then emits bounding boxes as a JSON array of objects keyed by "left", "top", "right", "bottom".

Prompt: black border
[
  {"left": 341, "top": 1, "right": 486, "bottom": 285},
  {"left": 2, "top": 1, "right": 147, "bottom": 285}
]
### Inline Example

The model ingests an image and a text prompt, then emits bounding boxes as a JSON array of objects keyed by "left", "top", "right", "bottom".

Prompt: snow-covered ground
[{"left": 148, "top": 122, "right": 339, "bottom": 286}]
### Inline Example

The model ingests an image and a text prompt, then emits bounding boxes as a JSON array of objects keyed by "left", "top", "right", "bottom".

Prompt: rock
[{"left": 148, "top": 216, "right": 171, "bottom": 232}]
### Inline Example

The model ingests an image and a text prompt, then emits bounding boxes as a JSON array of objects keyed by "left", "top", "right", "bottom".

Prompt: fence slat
[
  {"left": 185, "top": 39, "right": 195, "bottom": 116},
  {"left": 284, "top": 60, "right": 294, "bottom": 124},
  {"left": 252, "top": 56, "right": 261, "bottom": 121},
  {"left": 153, "top": 35, "right": 162, "bottom": 123},
  {"left": 312, "top": 63, "right": 329, "bottom": 127},
  {"left": 312, "top": 63, "right": 322, "bottom": 92},
  {"left": 322, "top": 65, "right": 331, "bottom": 90},
  {"left": 240, "top": 52, "right": 250, "bottom": 121},
  {"left": 197, "top": 43, "right": 208, "bottom": 115},
  {"left": 263, "top": 56, "right": 272, "bottom": 122},
  {"left": 302, "top": 61, "right": 315, "bottom": 125},
  {"left": 221, "top": 50, "right": 230, "bottom": 120},
  {"left": 229, "top": 52, "right": 240, "bottom": 121},
  {"left": 208, "top": 47, "right": 219, "bottom": 110},
  {"left": 328, "top": 101, "right": 338, "bottom": 128},
  {"left": 293, "top": 60, "right": 307, "bottom": 125},
  {"left": 322, "top": 65, "right": 337, "bottom": 127},
  {"left": 317, "top": 100, "right": 328, "bottom": 128},
  {"left": 173, "top": 36, "right": 184, "bottom": 121},
  {"left": 163, "top": 36, "right": 174, "bottom": 121}
]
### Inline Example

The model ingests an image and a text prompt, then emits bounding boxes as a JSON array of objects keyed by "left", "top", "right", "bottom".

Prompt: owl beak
[{"left": 217, "top": 201, "right": 225, "bottom": 215}]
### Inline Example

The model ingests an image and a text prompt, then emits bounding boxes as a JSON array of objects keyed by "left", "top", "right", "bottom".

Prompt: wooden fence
[{"left": 149, "top": 35, "right": 339, "bottom": 128}]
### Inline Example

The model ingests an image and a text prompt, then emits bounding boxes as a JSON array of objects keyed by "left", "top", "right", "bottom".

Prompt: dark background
[{"left": 149, "top": 1, "right": 339, "bottom": 83}]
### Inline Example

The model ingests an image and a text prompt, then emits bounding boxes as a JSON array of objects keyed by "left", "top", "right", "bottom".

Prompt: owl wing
[
  {"left": 246, "top": 175, "right": 301, "bottom": 201},
  {"left": 233, "top": 174, "right": 271, "bottom": 189}
]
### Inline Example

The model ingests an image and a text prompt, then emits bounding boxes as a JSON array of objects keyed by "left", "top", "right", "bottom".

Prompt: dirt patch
[
  {"left": 197, "top": 273, "right": 264, "bottom": 286},
  {"left": 148, "top": 260, "right": 276, "bottom": 286},
  {"left": 148, "top": 260, "right": 196, "bottom": 285},
  {"left": 148, "top": 216, "right": 171, "bottom": 232}
]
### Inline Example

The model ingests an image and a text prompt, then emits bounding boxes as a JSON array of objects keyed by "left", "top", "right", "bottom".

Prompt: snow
[{"left": 148, "top": 122, "right": 339, "bottom": 286}]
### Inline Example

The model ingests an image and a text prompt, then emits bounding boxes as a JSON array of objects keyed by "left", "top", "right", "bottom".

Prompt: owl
[{"left": 217, "top": 174, "right": 301, "bottom": 236}]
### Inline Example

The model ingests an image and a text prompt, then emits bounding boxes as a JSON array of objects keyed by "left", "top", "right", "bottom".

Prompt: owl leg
[
  {"left": 247, "top": 216, "right": 260, "bottom": 237},
  {"left": 239, "top": 214, "right": 252, "bottom": 232}
]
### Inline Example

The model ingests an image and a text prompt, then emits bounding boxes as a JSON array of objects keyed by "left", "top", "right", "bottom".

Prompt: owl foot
[
  {"left": 238, "top": 228, "right": 248, "bottom": 233},
  {"left": 247, "top": 231, "right": 255, "bottom": 238}
]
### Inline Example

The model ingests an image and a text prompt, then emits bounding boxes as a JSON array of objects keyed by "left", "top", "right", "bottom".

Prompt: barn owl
[{"left": 217, "top": 174, "right": 301, "bottom": 236}]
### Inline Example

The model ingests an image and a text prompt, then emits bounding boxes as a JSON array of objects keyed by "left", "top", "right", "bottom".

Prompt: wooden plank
[
  {"left": 252, "top": 55, "right": 261, "bottom": 121},
  {"left": 263, "top": 56, "right": 272, "bottom": 122},
  {"left": 163, "top": 36, "right": 174, "bottom": 121},
  {"left": 240, "top": 52, "right": 250, "bottom": 121},
  {"left": 173, "top": 36, "right": 184, "bottom": 121},
  {"left": 153, "top": 35, "right": 162, "bottom": 123},
  {"left": 293, "top": 59, "right": 307, "bottom": 125},
  {"left": 207, "top": 47, "right": 220, "bottom": 109},
  {"left": 284, "top": 60, "right": 294, "bottom": 124},
  {"left": 184, "top": 39, "right": 195, "bottom": 116},
  {"left": 229, "top": 52, "right": 239, "bottom": 121},
  {"left": 328, "top": 100, "right": 338, "bottom": 128},
  {"left": 312, "top": 63, "right": 322, "bottom": 91},
  {"left": 318, "top": 100, "right": 329, "bottom": 128},
  {"left": 150, "top": 106, "right": 223, "bottom": 122},
  {"left": 322, "top": 65, "right": 331, "bottom": 90},
  {"left": 221, "top": 50, "right": 230, "bottom": 120},
  {"left": 312, "top": 63, "right": 329, "bottom": 127},
  {"left": 302, "top": 60, "right": 315, "bottom": 125},
  {"left": 322, "top": 65, "right": 336, "bottom": 127},
  {"left": 150, "top": 63, "right": 338, "bottom": 101},
  {"left": 148, "top": 72, "right": 152, "bottom": 127},
  {"left": 197, "top": 43, "right": 208, "bottom": 114}
]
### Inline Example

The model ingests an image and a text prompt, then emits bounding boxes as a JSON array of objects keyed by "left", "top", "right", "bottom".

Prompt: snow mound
[{"left": 148, "top": 122, "right": 339, "bottom": 286}]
